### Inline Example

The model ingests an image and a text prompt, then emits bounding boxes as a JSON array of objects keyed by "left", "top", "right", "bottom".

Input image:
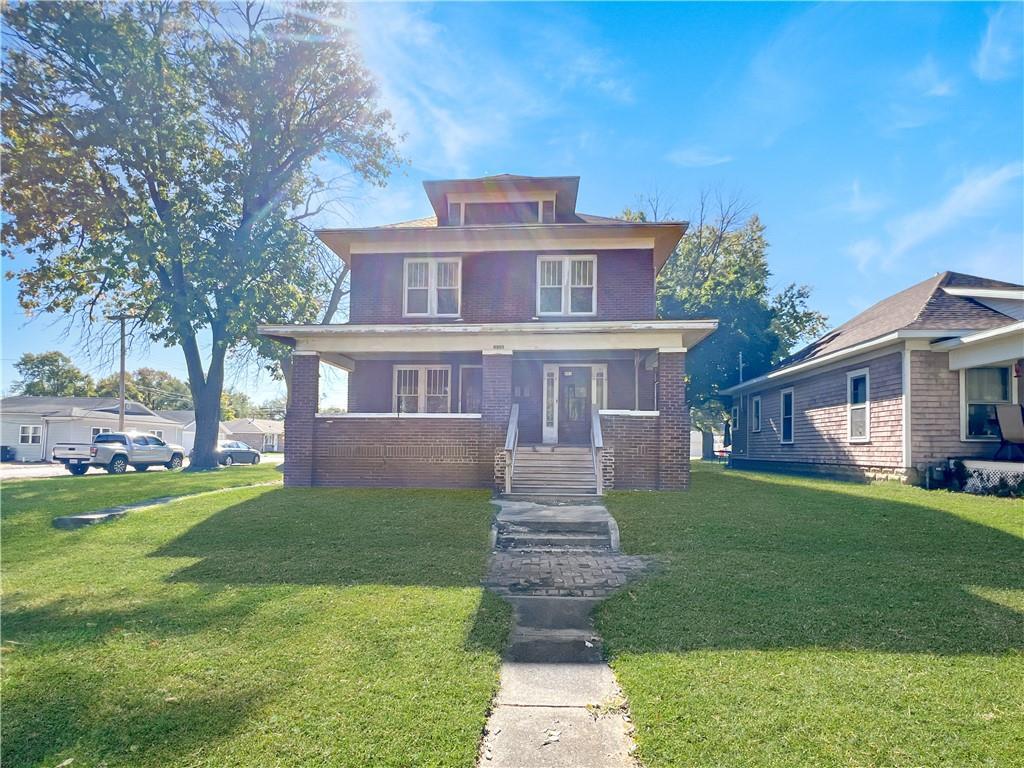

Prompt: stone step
[
  {"left": 513, "top": 458, "right": 595, "bottom": 468},
  {"left": 513, "top": 473, "right": 598, "bottom": 484},
  {"left": 497, "top": 532, "right": 611, "bottom": 550},
  {"left": 516, "top": 445, "right": 591, "bottom": 454},
  {"left": 498, "top": 520, "right": 609, "bottom": 536}
]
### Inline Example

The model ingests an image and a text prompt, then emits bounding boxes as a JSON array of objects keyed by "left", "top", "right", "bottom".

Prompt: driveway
[{"left": 1, "top": 453, "right": 283, "bottom": 481}]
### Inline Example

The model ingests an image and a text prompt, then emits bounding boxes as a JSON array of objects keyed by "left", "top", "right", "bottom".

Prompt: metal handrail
[
  {"left": 591, "top": 411, "right": 604, "bottom": 495},
  {"left": 504, "top": 403, "right": 519, "bottom": 494}
]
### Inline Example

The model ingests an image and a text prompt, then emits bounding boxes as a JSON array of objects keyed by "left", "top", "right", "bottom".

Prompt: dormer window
[
  {"left": 404, "top": 257, "right": 461, "bottom": 317},
  {"left": 444, "top": 194, "right": 557, "bottom": 225},
  {"left": 542, "top": 199, "right": 555, "bottom": 223}
]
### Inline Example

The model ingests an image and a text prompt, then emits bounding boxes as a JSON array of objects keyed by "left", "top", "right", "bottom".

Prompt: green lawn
[
  {"left": 598, "top": 464, "right": 1024, "bottom": 767},
  {"left": 2, "top": 472, "right": 509, "bottom": 767}
]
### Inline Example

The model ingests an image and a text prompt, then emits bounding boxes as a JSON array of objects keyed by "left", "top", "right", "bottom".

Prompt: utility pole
[
  {"left": 106, "top": 314, "right": 133, "bottom": 431},
  {"left": 738, "top": 351, "right": 745, "bottom": 383}
]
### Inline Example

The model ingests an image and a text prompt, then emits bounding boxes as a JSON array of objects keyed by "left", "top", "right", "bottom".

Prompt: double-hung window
[
  {"left": 404, "top": 257, "right": 461, "bottom": 317},
  {"left": 780, "top": 388, "right": 794, "bottom": 444},
  {"left": 393, "top": 365, "right": 452, "bottom": 414},
  {"left": 750, "top": 395, "right": 762, "bottom": 433},
  {"left": 847, "top": 369, "right": 870, "bottom": 443},
  {"left": 19, "top": 425, "right": 41, "bottom": 445},
  {"left": 91, "top": 427, "right": 112, "bottom": 440},
  {"left": 962, "top": 367, "right": 1012, "bottom": 440},
  {"left": 537, "top": 255, "right": 596, "bottom": 316}
]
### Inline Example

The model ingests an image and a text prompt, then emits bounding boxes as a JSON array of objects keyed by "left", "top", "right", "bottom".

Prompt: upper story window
[
  {"left": 847, "top": 368, "right": 870, "bottom": 443},
  {"left": 537, "top": 255, "right": 596, "bottom": 316},
  {"left": 445, "top": 195, "right": 556, "bottom": 226},
  {"left": 404, "top": 257, "right": 461, "bottom": 317},
  {"left": 962, "top": 366, "right": 1012, "bottom": 440}
]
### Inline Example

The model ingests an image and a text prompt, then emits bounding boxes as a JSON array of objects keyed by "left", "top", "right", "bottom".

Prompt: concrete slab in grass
[{"left": 481, "top": 705, "right": 633, "bottom": 768}]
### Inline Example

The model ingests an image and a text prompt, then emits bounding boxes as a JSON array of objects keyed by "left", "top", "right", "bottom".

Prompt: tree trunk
[{"left": 183, "top": 331, "right": 228, "bottom": 470}]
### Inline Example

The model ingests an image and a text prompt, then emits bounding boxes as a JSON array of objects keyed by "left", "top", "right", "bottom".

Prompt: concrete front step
[{"left": 497, "top": 532, "right": 611, "bottom": 550}]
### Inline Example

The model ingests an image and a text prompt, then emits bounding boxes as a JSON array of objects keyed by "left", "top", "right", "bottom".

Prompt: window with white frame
[
  {"left": 847, "top": 369, "right": 870, "bottom": 443},
  {"left": 149, "top": 430, "right": 164, "bottom": 439},
  {"left": 403, "top": 257, "right": 461, "bottom": 317},
  {"left": 91, "top": 427, "right": 112, "bottom": 440},
  {"left": 393, "top": 366, "right": 451, "bottom": 414},
  {"left": 537, "top": 255, "right": 596, "bottom": 315},
  {"left": 750, "top": 395, "right": 762, "bottom": 433},
  {"left": 963, "top": 367, "right": 1012, "bottom": 440},
  {"left": 780, "top": 388, "right": 794, "bottom": 444},
  {"left": 19, "top": 425, "right": 41, "bottom": 445}
]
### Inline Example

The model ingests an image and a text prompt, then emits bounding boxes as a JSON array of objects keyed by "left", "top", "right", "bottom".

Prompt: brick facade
[
  {"left": 284, "top": 353, "right": 319, "bottom": 487},
  {"left": 657, "top": 351, "right": 690, "bottom": 490},
  {"left": 600, "top": 413, "right": 659, "bottom": 489},
  {"left": 482, "top": 353, "right": 513, "bottom": 490},
  {"left": 349, "top": 249, "right": 656, "bottom": 324}
]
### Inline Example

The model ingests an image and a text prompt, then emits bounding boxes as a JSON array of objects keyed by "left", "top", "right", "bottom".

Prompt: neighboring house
[
  {"left": 722, "top": 272, "right": 1024, "bottom": 483},
  {"left": 260, "top": 173, "right": 717, "bottom": 492},
  {"left": 155, "top": 410, "right": 233, "bottom": 453},
  {"left": 222, "top": 418, "right": 284, "bottom": 452},
  {"left": 1, "top": 396, "right": 179, "bottom": 462}
]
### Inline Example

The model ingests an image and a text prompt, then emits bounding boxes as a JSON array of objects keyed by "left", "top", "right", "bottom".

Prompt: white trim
[
  {"left": 846, "top": 367, "right": 871, "bottom": 444},
  {"left": 540, "top": 363, "right": 608, "bottom": 444},
  {"left": 960, "top": 365, "right": 1017, "bottom": 441},
  {"left": 291, "top": 350, "right": 319, "bottom": 356},
  {"left": 750, "top": 395, "right": 762, "bottom": 433},
  {"left": 943, "top": 287, "right": 1024, "bottom": 300},
  {"left": 536, "top": 254, "right": 597, "bottom": 317},
  {"left": 542, "top": 364, "right": 559, "bottom": 443},
  {"left": 598, "top": 409, "right": 660, "bottom": 416},
  {"left": 458, "top": 364, "right": 483, "bottom": 414},
  {"left": 91, "top": 426, "right": 113, "bottom": 439},
  {"left": 319, "top": 412, "right": 481, "bottom": 419},
  {"left": 347, "top": 234, "right": 657, "bottom": 255},
  {"left": 901, "top": 347, "right": 913, "bottom": 468},
  {"left": 19, "top": 424, "right": 41, "bottom": 445},
  {"left": 658, "top": 346, "right": 688, "bottom": 354},
  {"left": 779, "top": 388, "right": 794, "bottom": 444},
  {"left": 932, "top": 319, "right": 1024, "bottom": 349},
  {"left": 403, "top": 256, "right": 462, "bottom": 318},
  {"left": 392, "top": 364, "right": 453, "bottom": 414}
]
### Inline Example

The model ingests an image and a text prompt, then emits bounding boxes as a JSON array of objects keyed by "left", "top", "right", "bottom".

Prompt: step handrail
[
  {"left": 504, "top": 403, "right": 519, "bottom": 495},
  {"left": 591, "top": 411, "right": 604, "bottom": 495}
]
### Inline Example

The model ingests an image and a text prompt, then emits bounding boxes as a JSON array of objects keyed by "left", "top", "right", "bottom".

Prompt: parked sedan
[{"left": 215, "top": 440, "right": 262, "bottom": 466}]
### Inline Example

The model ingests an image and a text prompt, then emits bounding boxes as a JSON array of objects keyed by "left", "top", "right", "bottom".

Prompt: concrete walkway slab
[{"left": 481, "top": 705, "right": 634, "bottom": 768}]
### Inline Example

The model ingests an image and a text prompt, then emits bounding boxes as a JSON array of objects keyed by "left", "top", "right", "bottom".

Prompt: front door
[{"left": 558, "top": 367, "right": 591, "bottom": 444}]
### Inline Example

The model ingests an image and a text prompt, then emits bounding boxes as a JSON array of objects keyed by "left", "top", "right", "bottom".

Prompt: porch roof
[
  {"left": 931, "top": 320, "right": 1024, "bottom": 369},
  {"left": 259, "top": 319, "right": 717, "bottom": 369}
]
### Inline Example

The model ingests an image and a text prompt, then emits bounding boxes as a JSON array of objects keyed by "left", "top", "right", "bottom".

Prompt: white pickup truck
[{"left": 52, "top": 432, "right": 185, "bottom": 475}]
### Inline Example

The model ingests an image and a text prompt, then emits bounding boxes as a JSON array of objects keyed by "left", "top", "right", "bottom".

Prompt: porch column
[
  {"left": 285, "top": 351, "right": 319, "bottom": 487},
  {"left": 657, "top": 349, "right": 690, "bottom": 490},
  {"left": 482, "top": 351, "right": 513, "bottom": 487}
]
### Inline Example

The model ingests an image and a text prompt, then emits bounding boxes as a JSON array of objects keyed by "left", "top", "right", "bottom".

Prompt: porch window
[
  {"left": 19, "top": 425, "right": 41, "bottom": 445},
  {"left": 847, "top": 369, "right": 870, "bottom": 443},
  {"left": 537, "top": 255, "right": 596, "bottom": 315},
  {"left": 962, "top": 367, "right": 1011, "bottom": 440},
  {"left": 750, "top": 395, "right": 762, "bottom": 433},
  {"left": 780, "top": 388, "right": 794, "bottom": 444},
  {"left": 393, "top": 365, "right": 452, "bottom": 414},
  {"left": 91, "top": 427, "right": 112, "bottom": 439},
  {"left": 544, "top": 369, "right": 556, "bottom": 429},
  {"left": 403, "top": 257, "right": 461, "bottom": 317}
]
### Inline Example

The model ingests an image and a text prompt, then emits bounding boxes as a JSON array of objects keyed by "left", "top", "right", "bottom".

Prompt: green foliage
[
  {"left": 220, "top": 389, "right": 255, "bottom": 421},
  {"left": 2, "top": 1, "right": 399, "bottom": 466},
  {"left": 11, "top": 351, "right": 96, "bottom": 397},
  {"left": 96, "top": 367, "right": 193, "bottom": 410}
]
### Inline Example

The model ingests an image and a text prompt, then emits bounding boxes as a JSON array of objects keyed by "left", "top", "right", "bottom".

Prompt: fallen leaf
[{"left": 55, "top": 760, "right": 74, "bottom": 768}]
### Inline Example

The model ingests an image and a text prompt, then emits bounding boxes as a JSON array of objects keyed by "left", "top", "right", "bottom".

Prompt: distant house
[
  {"left": 154, "top": 410, "right": 234, "bottom": 453},
  {"left": 223, "top": 418, "right": 285, "bottom": 452},
  {"left": 722, "top": 272, "right": 1023, "bottom": 484},
  {"left": 1, "top": 396, "right": 179, "bottom": 462}
]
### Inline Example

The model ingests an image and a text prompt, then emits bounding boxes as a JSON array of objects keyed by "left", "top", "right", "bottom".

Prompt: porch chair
[{"left": 994, "top": 405, "right": 1024, "bottom": 462}]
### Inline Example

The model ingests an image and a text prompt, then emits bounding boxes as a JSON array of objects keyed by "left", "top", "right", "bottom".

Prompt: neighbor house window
[
  {"left": 780, "top": 388, "right": 794, "bottom": 444},
  {"left": 393, "top": 366, "right": 451, "bottom": 414},
  {"left": 404, "top": 257, "right": 461, "bottom": 317},
  {"left": 149, "top": 430, "right": 164, "bottom": 439},
  {"left": 750, "top": 395, "right": 762, "bottom": 433},
  {"left": 537, "top": 255, "right": 596, "bottom": 315},
  {"left": 847, "top": 369, "right": 870, "bottom": 443},
  {"left": 19, "top": 425, "right": 41, "bottom": 445},
  {"left": 962, "top": 367, "right": 1012, "bottom": 440},
  {"left": 91, "top": 427, "right": 112, "bottom": 439}
]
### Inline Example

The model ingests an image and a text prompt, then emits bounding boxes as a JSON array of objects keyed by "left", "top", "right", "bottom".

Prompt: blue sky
[{"left": 3, "top": 2, "right": 1022, "bottom": 409}]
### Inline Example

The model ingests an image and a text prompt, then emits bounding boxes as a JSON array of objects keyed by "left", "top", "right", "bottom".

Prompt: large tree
[
  {"left": 11, "top": 351, "right": 96, "bottom": 397},
  {"left": 2, "top": 1, "right": 398, "bottom": 467}
]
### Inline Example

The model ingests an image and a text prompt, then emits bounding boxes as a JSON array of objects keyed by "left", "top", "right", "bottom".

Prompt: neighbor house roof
[
  {"left": 223, "top": 418, "right": 284, "bottom": 435},
  {"left": 155, "top": 409, "right": 196, "bottom": 425},
  {"left": 722, "top": 271, "right": 1022, "bottom": 394},
  {"left": 2, "top": 396, "right": 175, "bottom": 423}
]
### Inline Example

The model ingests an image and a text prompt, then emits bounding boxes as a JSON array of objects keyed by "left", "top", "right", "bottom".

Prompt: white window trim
[
  {"left": 780, "top": 388, "right": 795, "bottom": 445},
  {"left": 541, "top": 363, "right": 607, "bottom": 444},
  {"left": 731, "top": 405, "right": 740, "bottom": 432},
  {"left": 959, "top": 366, "right": 1017, "bottom": 442},
  {"left": 458, "top": 364, "right": 483, "bottom": 414},
  {"left": 392, "top": 364, "right": 453, "bottom": 414},
  {"left": 846, "top": 368, "right": 871, "bottom": 444},
  {"left": 750, "top": 395, "right": 762, "bottom": 433},
  {"left": 447, "top": 192, "right": 556, "bottom": 225},
  {"left": 149, "top": 430, "right": 164, "bottom": 439},
  {"left": 403, "top": 257, "right": 462, "bottom": 318},
  {"left": 536, "top": 254, "right": 597, "bottom": 317},
  {"left": 19, "top": 424, "right": 41, "bottom": 444},
  {"left": 91, "top": 426, "right": 113, "bottom": 439}
]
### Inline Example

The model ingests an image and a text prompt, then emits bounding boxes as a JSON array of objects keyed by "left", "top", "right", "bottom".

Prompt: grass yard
[
  {"left": 598, "top": 464, "right": 1024, "bottom": 768},
  {"left": 2, "top": 472, "right": 508, "bottom": 767}
]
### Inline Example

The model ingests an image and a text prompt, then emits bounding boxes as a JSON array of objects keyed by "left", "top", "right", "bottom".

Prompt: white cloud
[
  {"left": 973, "top": 4, "right": 1024, "bottom": 81},
  {"left": 847, "top": 238, "right": 883, "bottom": 273},
  {"left": 907, "top": 55, "right": 955, "bottom": 97},
  {"left": 889, "top": 163, "right": 1023, "bottom": 257},
  {"left": 666, "top": 145, "right": 733, "bottom": 168},
  {"left": 842, "top": 179, "right": 885, "bottom": 216}
]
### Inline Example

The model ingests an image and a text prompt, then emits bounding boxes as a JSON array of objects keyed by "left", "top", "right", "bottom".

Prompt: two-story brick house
[{"left": 260, "top": 174, "right": 717, "bottom": 493}]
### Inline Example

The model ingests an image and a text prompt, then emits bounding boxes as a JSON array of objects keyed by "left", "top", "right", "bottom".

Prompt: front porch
[{"left": 266, "top": 319, "right": 717, "bottom": 492}]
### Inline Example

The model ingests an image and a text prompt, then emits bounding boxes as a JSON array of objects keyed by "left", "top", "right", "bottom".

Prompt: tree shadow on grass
[{"left": 599, "top": 469, "right": 1024, "bottom": 656}]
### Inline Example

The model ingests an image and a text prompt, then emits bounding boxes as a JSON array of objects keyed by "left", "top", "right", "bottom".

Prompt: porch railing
[
  {"left": 591, "top": 411, "right": 604, "bottom": 495},
  {"left": 504, "top": 403, "right": 519, "bottom": 495}
]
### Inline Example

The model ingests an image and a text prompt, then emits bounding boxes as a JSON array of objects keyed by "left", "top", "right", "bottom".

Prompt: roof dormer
[{"left": 423, "top": 174, "right": 581, "bottom": 226}]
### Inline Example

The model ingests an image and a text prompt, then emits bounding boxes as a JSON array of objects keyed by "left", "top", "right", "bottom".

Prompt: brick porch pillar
[
  {"left": 482, "top": 351, "right": 513, "bottom": 488},
  {"left": 657, "top": 349, "right": 690, "bottom": 490},
  {"left": 285, "top": 351, "right": 319, "bottom": 487}
]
